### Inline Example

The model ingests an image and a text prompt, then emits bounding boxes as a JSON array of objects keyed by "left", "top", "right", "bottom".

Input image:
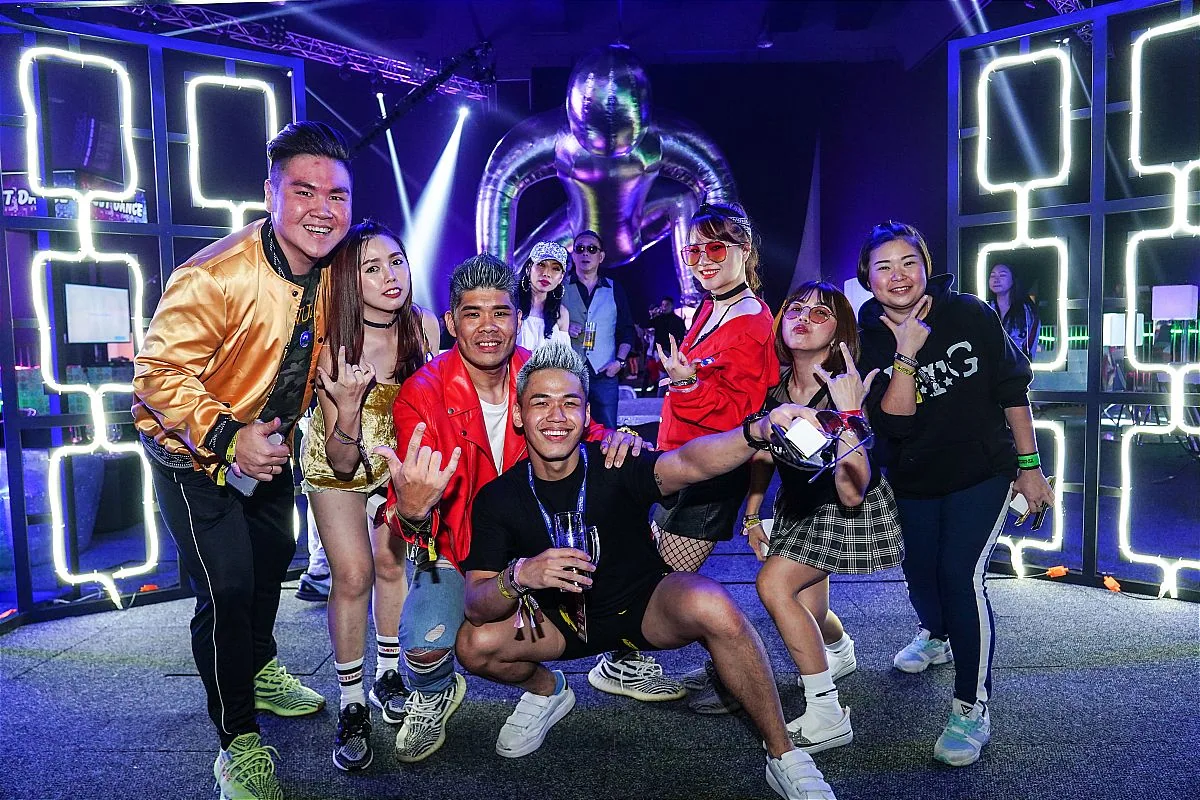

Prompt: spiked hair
[
  {"left": 449, "top": 253, "right": 518, "bottom": 312},
  {"left": 517, "top": 341, "right": 590, "bottom": 399}
]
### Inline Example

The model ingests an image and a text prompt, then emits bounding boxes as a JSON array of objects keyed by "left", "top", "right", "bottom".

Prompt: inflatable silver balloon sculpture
[{"left": 476, "top": 44, "right": 738, "bottom": 301}]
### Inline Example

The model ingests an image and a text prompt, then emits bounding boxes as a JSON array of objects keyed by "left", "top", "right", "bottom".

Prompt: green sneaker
[
  {"left": 253, "top": 658, "right": 325, "bottom": 717},
  {"left": 213, "top": 733, "right": 283, "bottom": 800}
]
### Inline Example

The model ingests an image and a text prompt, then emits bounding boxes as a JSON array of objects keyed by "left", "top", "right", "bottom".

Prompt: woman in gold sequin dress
[{"left": 301, "top": 220, "right": 431, "bottom": 771}]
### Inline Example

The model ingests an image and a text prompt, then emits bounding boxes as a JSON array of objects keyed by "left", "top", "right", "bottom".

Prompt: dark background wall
[{"left": 303, "top": 51, "right": 946, "bottom": 319}]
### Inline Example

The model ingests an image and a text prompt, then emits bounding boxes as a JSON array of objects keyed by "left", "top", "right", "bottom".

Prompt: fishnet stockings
[{"left": 656, "top": 529, "right": 716, "bottom": 572}]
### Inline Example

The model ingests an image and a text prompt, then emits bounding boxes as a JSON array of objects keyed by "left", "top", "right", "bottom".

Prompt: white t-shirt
[
  {"left": 517, "top": 313, "right": 571, "bottom": 353},
  {"left": 479, "top": 397, "right": 509, "bottom": 473}
]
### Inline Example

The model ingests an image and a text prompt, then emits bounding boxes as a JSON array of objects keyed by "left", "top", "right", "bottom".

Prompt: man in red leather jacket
[{"left": 375, "top": 254, "right": 658, "bottom": 763}]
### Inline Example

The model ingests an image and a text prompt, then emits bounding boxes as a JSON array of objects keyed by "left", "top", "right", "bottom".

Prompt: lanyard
[{"left": 527, "top": 445, "right": 588, "bottom": 544}]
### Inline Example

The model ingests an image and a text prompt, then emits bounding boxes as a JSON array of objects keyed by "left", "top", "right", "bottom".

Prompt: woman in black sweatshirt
[{"left": 855, "top": 221, "right": 1054, "bottom": 768}]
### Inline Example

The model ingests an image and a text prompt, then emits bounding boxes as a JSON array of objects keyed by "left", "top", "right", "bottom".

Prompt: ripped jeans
[{"left": 398, "top": 562, "right": 465, "bottom": 694}]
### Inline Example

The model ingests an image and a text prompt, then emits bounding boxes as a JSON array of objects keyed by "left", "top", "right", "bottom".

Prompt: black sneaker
[
  {"left": 295, "top": 571, "right": 330, "bottom": 602},
  {"left": 369, "top": 669, "right": 409, "bottom": 725},
  {"left": 332, "top": 703, "right": 373, "bottom": 772}
]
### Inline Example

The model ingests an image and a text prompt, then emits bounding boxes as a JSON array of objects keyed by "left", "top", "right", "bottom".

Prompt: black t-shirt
[
  {"left": 765, "top": 374, "right": 880, "bottom": 522},
  {"left": 649, "top": 312, "right": 686, "bottom": 352},
  {"left": 464, "top": 442, "right": 669, "bottom": 617}
]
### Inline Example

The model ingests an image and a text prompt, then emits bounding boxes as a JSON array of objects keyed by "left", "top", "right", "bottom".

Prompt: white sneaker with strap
[
  {"left": 495, "top": 672, "right": 576, "bottom": 758},
  {"left": 765, "top": 748, "right": 837, "bottom": 800}
]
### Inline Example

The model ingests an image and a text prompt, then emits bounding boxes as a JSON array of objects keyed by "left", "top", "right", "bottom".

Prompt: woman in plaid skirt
[{"left": 744, "top": 281, "right": 904, "bottom": 756}]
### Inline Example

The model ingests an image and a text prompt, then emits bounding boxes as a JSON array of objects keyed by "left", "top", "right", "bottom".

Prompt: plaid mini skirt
[{"left": 768, "top": 478, "right": 904, "bottom": 575}]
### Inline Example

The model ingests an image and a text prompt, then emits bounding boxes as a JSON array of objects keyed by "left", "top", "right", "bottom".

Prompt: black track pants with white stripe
[
  {"left": 895, "top": 474, "right": 1010, "bottom": 707},
  {"left": 150, "top": 460, "right": 297, "bottom": 748}
]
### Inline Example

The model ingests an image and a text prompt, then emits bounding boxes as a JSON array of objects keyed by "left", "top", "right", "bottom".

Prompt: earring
[
  {"left": 520, "top": 274, "right": 530, "bottom": 292},
  {"left": 551, "top": 283, "right": 564, "bottom": 300}
]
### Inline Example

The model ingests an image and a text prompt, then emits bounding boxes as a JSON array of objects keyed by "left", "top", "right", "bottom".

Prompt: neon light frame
[
  {"left": 185, "top": 75, "right": 279, "bottom": 230},
  {"left": 995, "top": 419, "right": 1067, "bottom": 577},
  {"left": 974, "top": 48, "right": 1072, "bottom": 372},
  {"left": 18, "top": 46, "right": 159, "bottom": 608},
  {"left": 1110, "top": 13, "right": 1200, "bottom": 597}
]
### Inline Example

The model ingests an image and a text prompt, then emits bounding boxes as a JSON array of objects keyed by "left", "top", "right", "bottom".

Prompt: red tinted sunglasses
[
  {"left": 681, "top": 241, "right": 740, "bottom": 267},
  {"left": 814, "top": 410, "right": 871, "bottom": 441}
]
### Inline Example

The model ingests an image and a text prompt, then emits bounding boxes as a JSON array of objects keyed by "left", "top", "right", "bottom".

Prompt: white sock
[
  {"left": 825, "top": 633, "right": 852, "bottom": 654},
  {"left": 802, "top": 668, "right": 841, "bottom": 719},
  {"left": 335, "top": 657, "right": 366, "bottom": 709},
  {"left": 375, "top": 635, "right": 400, "bottom": 679}
]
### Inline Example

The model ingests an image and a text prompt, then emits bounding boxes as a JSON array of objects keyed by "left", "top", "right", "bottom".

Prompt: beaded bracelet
[{"left": 1017, "top": 452, "right": 1041, "bottom": 470}]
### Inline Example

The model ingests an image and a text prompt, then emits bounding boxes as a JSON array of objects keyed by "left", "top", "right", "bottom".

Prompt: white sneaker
[
  {"left": 797, "top": 639, "right": 857, "bottom": 688},
  {"left": 495, "top": 673, "right": 576, "bottom": 758},
  {"left": 587, "top": 651, "right": 686, "bottom": 701},
  {"left": 893, "top": 629, "right": 953, "bottom": 674},
  {"left": 765, "top": 748, "right": 837, "bottom": 800},
  {"left": 933, "top": 700, "right": 991, "bottom": 766},
  {"left": 785, "top": 706, "right": 853, "bottom": 754}
]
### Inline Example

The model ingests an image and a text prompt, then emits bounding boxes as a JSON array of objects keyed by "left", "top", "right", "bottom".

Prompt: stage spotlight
[
  {"left": 458, "top": 105, "right": 469, "bottom": 118},
  {"left": 376, "top": 91, "right": 413, "bottom": 234},
  {"left": 406, "top": 110, "right": 469, "bottom": 309}
]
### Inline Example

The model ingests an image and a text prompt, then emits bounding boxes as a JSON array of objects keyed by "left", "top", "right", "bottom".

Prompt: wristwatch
[{"left": 741, "top": 411, "right": 771, "bottom": 450}]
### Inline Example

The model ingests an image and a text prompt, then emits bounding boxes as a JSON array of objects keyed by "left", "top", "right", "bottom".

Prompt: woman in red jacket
[
  {"left": 588, "top": 202, "right": 776, "bottom": 710},
  {"left": 654, "top": 202, "right": 776, "bottom": 569}
]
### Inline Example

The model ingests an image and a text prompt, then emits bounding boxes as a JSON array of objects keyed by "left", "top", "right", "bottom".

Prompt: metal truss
[{"left": 119, "top": 3, "right": 492, "bottom": 101}]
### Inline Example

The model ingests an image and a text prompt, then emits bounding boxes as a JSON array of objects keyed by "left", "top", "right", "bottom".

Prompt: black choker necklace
[
  {"left": 363, "top": 315, "right": 399, "bottom": 329},
  {"left": 712, "top": 282, "right": 749, "bottom": 302}
]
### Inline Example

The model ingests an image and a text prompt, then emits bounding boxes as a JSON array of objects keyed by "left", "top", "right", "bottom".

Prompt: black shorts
[
  {"left": 545, "top": 572, "right": 668, "bottom": 661},
  {"left": 652, "top": 462, "right": 751, "bottom": 542}
]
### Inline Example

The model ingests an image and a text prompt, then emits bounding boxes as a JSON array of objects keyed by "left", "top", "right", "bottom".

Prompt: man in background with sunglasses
[{"left": 562, "top": 230, "right": 637, "bottom": 429}]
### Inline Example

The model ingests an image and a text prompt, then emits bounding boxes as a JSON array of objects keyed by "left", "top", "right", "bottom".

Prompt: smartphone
[
  {"left": 785, "top": 418, "right": 829, "bottom": 459},
  {"left": 226, "top": 432, "right": 285, "bottom": 497}
]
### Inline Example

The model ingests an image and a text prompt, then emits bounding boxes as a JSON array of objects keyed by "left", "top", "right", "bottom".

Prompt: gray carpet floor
[{"left": 1, "top": 544, "right": 1197, "bottom": 800}]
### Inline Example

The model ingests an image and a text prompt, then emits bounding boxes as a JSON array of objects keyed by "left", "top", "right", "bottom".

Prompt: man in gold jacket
[{"left": 133, "top": 121, "right": 351, "bottom": 800}]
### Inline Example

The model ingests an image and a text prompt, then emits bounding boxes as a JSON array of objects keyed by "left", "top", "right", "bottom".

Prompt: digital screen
[
  {"left": 38, "top": 59, "right": 126, "bottom": 184},
  {"left": 64, "top": 283, "right": 131, "bottom": 344}
]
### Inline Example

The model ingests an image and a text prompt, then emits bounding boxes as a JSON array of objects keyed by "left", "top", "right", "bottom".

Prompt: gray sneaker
[
  {"left": 893, "top": 629, "right": 953, "bottom": 674},
  {"left": 368, "top": 669, "right": 408, "bottom": 724},
  {"left": 687, "top": 661, "right": 741, "bottom": 715}
]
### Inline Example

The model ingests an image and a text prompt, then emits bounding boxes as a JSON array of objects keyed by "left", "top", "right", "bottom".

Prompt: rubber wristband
[
  {"left": 1017, "top": 452, "right": 1041, "bottom": 470},
  {"left": 224, "top": 432, "right": 239, "bottom": 466}
]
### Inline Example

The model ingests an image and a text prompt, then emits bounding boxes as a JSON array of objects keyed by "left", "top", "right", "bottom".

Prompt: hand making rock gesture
[
  {"left": 374, "top": 423, "right": 462, "bottom": 520},
  {"left": 814, "top": 343, "right": 879, "bottom": 412},
  {"left": 655, "top": 334, "right": 695, "bottom": 383},
  {"left": 316, "top": 346, "right": 376, "bottom": 414}
]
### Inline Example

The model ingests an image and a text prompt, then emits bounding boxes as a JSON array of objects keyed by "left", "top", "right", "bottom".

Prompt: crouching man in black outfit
[{"left": 456, "top": 343, "right": 836, "bottom": 800}]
